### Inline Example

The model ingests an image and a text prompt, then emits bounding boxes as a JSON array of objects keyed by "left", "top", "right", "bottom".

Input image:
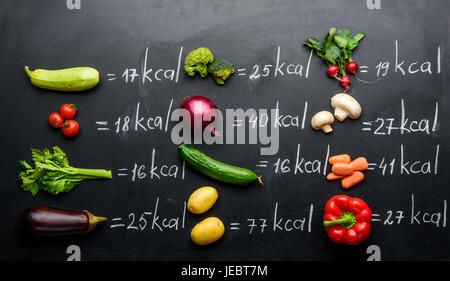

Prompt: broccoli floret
[
  {"left": 207, "top": 59, "right": 235, "bottom": 85},
  {"left": 184, "top": 47, "right": 214, "bottom": 78}
]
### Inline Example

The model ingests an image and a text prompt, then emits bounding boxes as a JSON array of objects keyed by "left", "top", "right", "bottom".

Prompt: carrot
[
  {"left": 327, "top": 172, "right": 345, "bottom": 180},
  {"left": 350, "top": 157, "right": 369, "bottom": 171},
  {"left": 329, "top": 154, "right": 351, "bottom": 165},
  {"left": 331, "top": 163, "right": 355, "bottom": 176},
  {"left": 341, "top": 171, "right": 365, "bottom": 189}
]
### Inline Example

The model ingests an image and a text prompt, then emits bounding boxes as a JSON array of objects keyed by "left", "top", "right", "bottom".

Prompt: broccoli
[
  {"left": 184, "top": 47, "right": 214, "bottom": 78},
  {"left": 207, "top": 59, "right": 235, "bottom": 85}
]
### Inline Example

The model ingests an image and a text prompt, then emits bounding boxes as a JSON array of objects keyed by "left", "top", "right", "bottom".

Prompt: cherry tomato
[
  {"left": 327, "top": 65, "right": 339, "bottom": 77},
  {"left": 59, "top": 104, "right": 77, "bottom": 119},
  {"left": 48, "top": 113, "right": 64, "bottom": 128},
  {"left": 340, "top": 76, "right": 351, "bottom": 88},
  {"left": 61, "top": 120, "right": 80, "bottom": 137},
  {"left": 346, "top": 62, "right": 359, "bottom": 74}
]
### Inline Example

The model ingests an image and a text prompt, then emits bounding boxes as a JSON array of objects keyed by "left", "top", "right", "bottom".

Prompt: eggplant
[{"left": 18, "top": 206, "right": 106, "bottom": 236}]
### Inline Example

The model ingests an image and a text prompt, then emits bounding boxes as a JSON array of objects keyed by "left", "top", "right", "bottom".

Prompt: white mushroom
[
  {"left": 330, "top": 93, "right": 362, "bottom": 122},
  {"left": 311, "top": 111, "right": 334, "bottom": 133}
]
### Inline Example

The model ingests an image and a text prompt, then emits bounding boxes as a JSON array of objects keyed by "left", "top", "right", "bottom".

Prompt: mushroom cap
[
  {"left": 330, "top": 93, "right": 362, "bottom": 119},
  {"left": 311, "top": 110, "right": 334, "bottom": 130}
]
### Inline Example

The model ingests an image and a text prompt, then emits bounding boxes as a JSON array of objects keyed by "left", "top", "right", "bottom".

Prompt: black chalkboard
[{"left": 0, "top": 0, "right": 449, "bottom": 262}]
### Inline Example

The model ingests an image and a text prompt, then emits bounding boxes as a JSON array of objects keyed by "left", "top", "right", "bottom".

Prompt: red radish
[
  {"left": 340, "top": 76, "right": 351, "bottom": 88},
  {"left": 180, "top": 96, "right": 219, "bottom": 135},
  {"left": 346, "top": 62, "right": 359, "bottom": 74},
  {"left": 348, "top": 61, "right": 383, "bottom": 85},
  {"left": 327, "top": 65, "right": 339, "bottom": 77}
]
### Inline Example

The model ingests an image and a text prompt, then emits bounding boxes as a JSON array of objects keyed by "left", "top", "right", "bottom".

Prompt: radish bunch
[
  {"left": 327, "top": 61, "right": 359, "bottom": 88},
  {"left": 304, "top": 28, "right": 366, "bottom": 90}
]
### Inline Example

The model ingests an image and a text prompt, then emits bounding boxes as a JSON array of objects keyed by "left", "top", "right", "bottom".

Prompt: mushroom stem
[
  {"left": 311, "top": 110, "right": 334, "bottom": 134},
  {"left": 330, "top": 93, "right": 362, "bottom": 122},
  {"left": 321, "top": 124, "right": 333, "bottom": 133},
  {"left": 334, "top": 107, "right": 349, "bottom": 122}
]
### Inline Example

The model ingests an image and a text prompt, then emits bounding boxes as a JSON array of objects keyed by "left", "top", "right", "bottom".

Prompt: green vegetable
[
  {"left": 184, "top": 47, "right": 214, "bottom": 78},
  {"left": 207, "top": 59, "right": 235, "bottom": 85},
  {"left": 304, "top": 28, "right": 365, "bottom": 75},
  {"left": 24, "top": 66, "right": 99, "bottom": 91},
  {"left": 19, "top": 146, "right": 112, "bottom": 196},
  {"left": 179, "top": 144, "right": 262, "bottom": 185}
]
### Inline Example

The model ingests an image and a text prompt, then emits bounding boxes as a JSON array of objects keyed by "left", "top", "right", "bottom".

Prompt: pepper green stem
[{"left": 323, "top": 212, "right": 356, "bottom": 229}]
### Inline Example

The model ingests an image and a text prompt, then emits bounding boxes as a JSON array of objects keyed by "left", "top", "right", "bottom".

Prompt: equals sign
[
  {"left": 371, "top": 213, "right": 381, "bottom": 222},
  {"left": 110, "top": 218, "right": 125, "bottom": 228},
  {"left": 237, "top": 68, "right": 247, "bottom": 76},
  {"left": 230, "top": 222, "right": 240, "bottom": 230},
  {"left": 117, "top": 168, "right": 129, "bottom": 176},
  {"left": 361, "top": 121, "right": 373, "bottom": 131},
  {"left": 107, "top": 74, "right": 116, "bottom": 81},
  {"left": 96, "top": 121, "right": 110, "bottom": 131},
  {"left": 359, "top": 66, "right": 368, "bottom": 73},
  {"left": 256, "top": 160, "right": 268, "bottom": 168},
  {"left": 367, "top": 163, "right": 377, "bottom": 170}
]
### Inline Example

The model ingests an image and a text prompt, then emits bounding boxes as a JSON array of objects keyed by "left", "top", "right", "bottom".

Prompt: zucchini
[
  {"left": 179, "top": 144, "right": 262, "bottom": 185},
  {"left": 24, "top": 66, "right": 99, "bottom": 91}
]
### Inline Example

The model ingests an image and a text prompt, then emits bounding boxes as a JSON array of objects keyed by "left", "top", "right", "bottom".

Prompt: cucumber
[
  {"left": 24, "top": 66, "right": 99, "bottom": 91},
  {"left": 179, "top": 144, "right": 262, "bottom": 185}
]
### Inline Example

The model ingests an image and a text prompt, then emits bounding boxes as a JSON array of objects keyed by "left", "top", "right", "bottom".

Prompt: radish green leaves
[{"left": 305, "top": 28, "right": 365, "bottom": 75}]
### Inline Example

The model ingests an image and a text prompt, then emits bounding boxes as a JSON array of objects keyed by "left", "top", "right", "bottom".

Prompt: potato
[
  {"left": 191, "top": 217, "right": 225, "bottom": 245},
  {"left": 187, "top": 186, "right": 218, "bottom": 214}
]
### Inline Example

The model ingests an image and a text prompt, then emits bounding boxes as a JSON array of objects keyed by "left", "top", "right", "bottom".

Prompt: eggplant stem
[{"left": 85, "top": 210, "right": 107, "bottom": 233}]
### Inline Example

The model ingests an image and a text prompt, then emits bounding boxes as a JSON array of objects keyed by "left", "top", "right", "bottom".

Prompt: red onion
[{"left": 180, "top": 95, "right": 219, "bottom": 135}]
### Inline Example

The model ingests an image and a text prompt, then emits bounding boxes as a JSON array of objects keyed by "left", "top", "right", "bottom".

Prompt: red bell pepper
[{"left": 323, "top": 195, "right": 372, "bottom": 245}]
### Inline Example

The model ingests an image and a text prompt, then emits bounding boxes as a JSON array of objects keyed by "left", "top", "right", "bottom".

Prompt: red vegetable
[
  {"left": 180, "top": 95, "right": 219, "bottom": 135},
  {"left": 346, "top": 62, "right": 359, "bottom": 74},
  {"left": 323, "top": 195, "right": 372, "bottom": 245},
  {"left": 327, "top": 65, "right": 339, "bottom": 77},
  {"left": 60, "top": 103, "right": 77, "bottom": 119},
  {"left": 18, "top": 206, "right": 106, "bottom": 236},
  {"left": 48, "top": 112, "right": 64, "bottom": 128},
  {"left": 340, "top": 75, "right": 351, "bottom": 88},
  {"left": 61, "top": 120, "right": 80, "bottom": 137},
  {"left": 348, "top": 62, "right": 383, "bottom": 85}
]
